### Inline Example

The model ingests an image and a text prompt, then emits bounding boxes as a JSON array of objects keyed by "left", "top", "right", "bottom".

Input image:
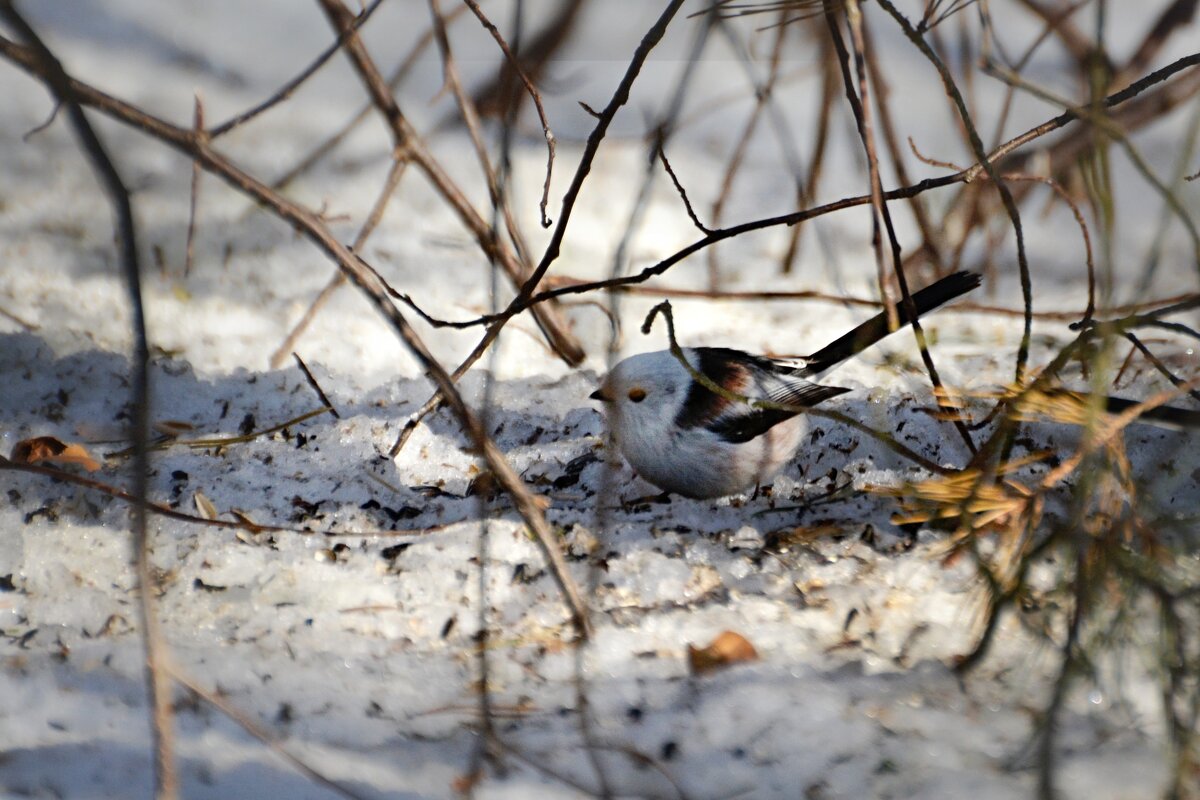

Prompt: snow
[{"left": 2, "top": 1, "right": 1199, "bottom": 798}]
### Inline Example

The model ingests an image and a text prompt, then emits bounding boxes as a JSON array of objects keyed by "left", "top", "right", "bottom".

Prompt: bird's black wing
[
  {"left": 673, "top": 347, "right": 762, "bottom": 432},
  {"left": 677, "top": 348, "right": 850, "bottom": 445}
]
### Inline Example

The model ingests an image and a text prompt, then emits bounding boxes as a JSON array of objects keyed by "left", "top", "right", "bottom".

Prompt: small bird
[{"left": 589, "top": 272, "right": 982, "bottom": 499}]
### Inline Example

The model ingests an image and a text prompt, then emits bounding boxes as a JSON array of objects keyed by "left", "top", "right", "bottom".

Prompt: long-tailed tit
[{"left": 590, "top": 272, "right": 982, "bottom": 498}]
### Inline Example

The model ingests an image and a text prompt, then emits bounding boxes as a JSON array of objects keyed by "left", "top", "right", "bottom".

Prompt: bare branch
[{"left": 0, "top": 4, "right": 176, "bottom": 795}]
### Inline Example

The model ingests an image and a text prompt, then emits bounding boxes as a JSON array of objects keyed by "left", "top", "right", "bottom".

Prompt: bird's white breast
[{"left": 616, "top": 411, "right": 807, "bottom": 499}]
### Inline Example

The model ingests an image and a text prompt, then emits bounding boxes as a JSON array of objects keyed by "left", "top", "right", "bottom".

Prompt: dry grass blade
[
  {"left": 106, "top": 407, "right": 333, "bottom": 457},
  {"left": 694, "top": 0, "right": 837, "bottom": 23}
]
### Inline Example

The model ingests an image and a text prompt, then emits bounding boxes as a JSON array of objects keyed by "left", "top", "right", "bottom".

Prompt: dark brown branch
[
  {"left": 265, "top": 8, "right": 465, "bottom": 193},
  {"left": 379, "top": 53, "right": 1200, "bottom": 331},
  {"left": 541, "top": 275, "right": 1199, "bottom": 321},
  {"left": 293, "top": 353, "right": 340, "bottom": 418},
  {"left": 830, "top": 0, "right": 976, "bottom": 452},
  {"left": 469, "top": 0, "right": 586, "bottom": 124},
  {"left": 862, "top": 14, "right": 945, "bottom": 274},
  {"left": 658, "top": 144, "right": 713, "bottom": 234},
  {"left": 1124, "top": 332, "right": 1200, "bottom": 404},
  {"left": 0, "top": 4, "right": 176, "bottom": 795},
  {"left": 1001, "top": 171, "right": 1095, "bottom": 324},
  {"left": 427, "top": 0, "right": 536, "bottom": 271}
]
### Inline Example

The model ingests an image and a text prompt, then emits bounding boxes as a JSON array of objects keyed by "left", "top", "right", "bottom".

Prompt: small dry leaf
[
  {"left": 153, "top": 420, "right": 195, "bottom": 437},
  {"left": 235, "top": 530, "right": 260, "bottom": 546},
  {"left": 229, "top": 509, "right": 264, "bottom": 533},
  {"left": 687, "top": 630, "right": 759, "bottom": 676},
  {"left": 193, "top": 491, "right": 219, "bottom": 520},
  {"left": 765, "top": 524, "right": 845, "bottom": 548},
  {"left": 11, "top": 436, "right": 101, "bottom": 472},
  {"left": 450, "top": 769, "right": 483, "bottom": 794}
]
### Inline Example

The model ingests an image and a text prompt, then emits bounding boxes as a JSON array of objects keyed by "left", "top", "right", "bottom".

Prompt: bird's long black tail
[
  {"left": 1099, "top": 394, "right": 1200, "bottom": 429},
  {"left": 800, "top": 271, "right": 982, "bottom": 376}
]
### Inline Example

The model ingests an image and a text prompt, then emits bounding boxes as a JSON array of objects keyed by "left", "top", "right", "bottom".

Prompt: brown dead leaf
[
  {"left": 688, "top": 630, "right": 759, "bottom": 676},
  {"left": 194, "top": 491, "right": 219, "bottom": 520},
  {"left": 153, "top": 420, "right": 195, "bottom": 437},
  {"left": 11, "top": 436, "right": 101, "bottom": 472},
  {"left": 229, "top": 509, "right": 265, "bottom": 533},
  {"left": 450, "top": 769, "right": 483, "bottom": 794}
]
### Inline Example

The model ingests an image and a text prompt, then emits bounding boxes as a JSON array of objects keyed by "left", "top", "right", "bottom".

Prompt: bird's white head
[{"left": 589, "top": 350, "right": 690, "bottom": 443}]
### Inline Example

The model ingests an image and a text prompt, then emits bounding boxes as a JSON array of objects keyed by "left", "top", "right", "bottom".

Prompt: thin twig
[
  {"left": 428, "top": 0, "right": 536, "bottom": 272},
  {"left": 0, "top": 5, "right": 176, "bottom": 795},
  {"left": 166, "top": 665, "right": 374, "bottom": 800},
  {"left": 540, "top": 275, "right": 1197, "bottom": 322},
  {"left": 861, "top": 13, "right": 945, "bottom": 274},
  {"left": 826, "top": 0, "right": 897, "bottom": 330},
  {"left": 264, "top": 7, "right": 465, "bottom": 193},
  {"left": 0, "top": 455, "right": 441, "bottom": 539},
  {"left": 983, "top": 56, "right": 1200, "bottom": 269},
  {"left": 207, "top": 0, "right": 385, "bottom": 137},
  {"left": 875, "top": 0, "right": 1035, "bottom": 391},
  {"left": 268, "top": 154, "right": 409, "bottom": 368},
  {"left": 1123, "top": 333, "right": 1200, "bottom": 404},
  {"left": 658, "top": 144, "right": 712, "bottom": 234},
  {"left": 184, "top": 95, "right": 203, "bottom": 278},
  {"left": 1001, "top": 171, "right": 1095, "bottom": 324},
  {"left": 461, "top": 0, "right": 557, "bottom": 228},
  {"left": 293, "top": 353, "right": 341, "bottom": 418},
  {"left": 0, "top": 304, "right": 39, "bottom": 330}
]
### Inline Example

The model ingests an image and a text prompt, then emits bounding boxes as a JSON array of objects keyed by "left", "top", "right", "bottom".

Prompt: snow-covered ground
[{"left": 2, "top": 2, "right": 1198, "bottom": 798}]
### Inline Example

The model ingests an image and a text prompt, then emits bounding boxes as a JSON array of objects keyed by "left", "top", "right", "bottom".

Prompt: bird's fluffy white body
[
  {"left": 595, "top": 349, "right": 816, "bottom": 498},
  {"left": 591, "top": 272, "right": 983, "bottom": 499}
]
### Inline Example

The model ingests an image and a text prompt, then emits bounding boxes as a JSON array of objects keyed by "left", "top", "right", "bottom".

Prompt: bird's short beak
[{"left": 589, "top": 387, "right": 611, "bottom": 402}]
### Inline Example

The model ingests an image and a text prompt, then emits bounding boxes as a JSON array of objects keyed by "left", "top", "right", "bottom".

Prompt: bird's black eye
[{"left": 628, "top": 387, "right": 647, "bottom": 403}]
